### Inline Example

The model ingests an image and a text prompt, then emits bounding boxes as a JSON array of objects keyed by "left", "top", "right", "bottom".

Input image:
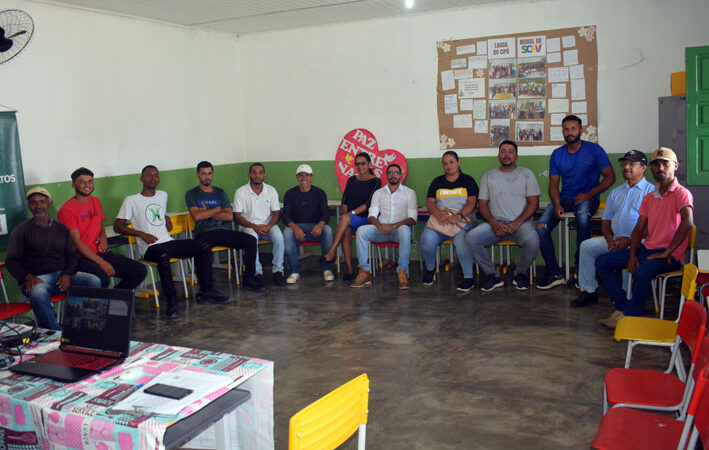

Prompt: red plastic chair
[
  {"left": 0, "top": 263, "right": 32, "bottom": 321},
  {"left": 592, "top": 365, "right": 709, "bottom": 450},
  {"left": 603, "top": 301, "right": 707, "bottom": 416}
]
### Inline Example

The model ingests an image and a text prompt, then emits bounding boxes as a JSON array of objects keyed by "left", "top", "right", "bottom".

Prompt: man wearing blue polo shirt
[
  {"left": 536, "top": 115, "right": 616, "bottom": 289},
  {"left": 571, "top": 150, "right": 654, "bottom": 307}
]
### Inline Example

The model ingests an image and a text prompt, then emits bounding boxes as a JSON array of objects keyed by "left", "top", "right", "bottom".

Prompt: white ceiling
[{"left": 42, "top": 0, "right": 526, "bottom": 35}]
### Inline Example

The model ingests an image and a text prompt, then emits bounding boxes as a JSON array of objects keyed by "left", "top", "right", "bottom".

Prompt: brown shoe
[
  {"left": 350, "top": 268, "right": 372, "bottom": 288},
  {"left": 599, "top": 310, "right": 624, "bottom": 329},
  {"left": 398, "top": 269, "right": 409, "bottom": 290}
]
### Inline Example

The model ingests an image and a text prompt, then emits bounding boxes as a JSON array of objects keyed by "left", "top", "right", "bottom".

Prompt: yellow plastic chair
[
  {"left": 184, "top": 214, "right": 238, "bottom": 285},
  {"left": 435, "top": 239, "right": 455, "bottom": 273},
  {"left": 490, "top": 240, "right": 535, "bottom": 283},
  {"left": 653, "top": 225, "right": 697, "bottom": 318},
  {"left": 289, "top": 374, "right": 369, "bottom": 450},
  {"left": 614, "top": 263, "right": 699, "bottom": 380}
]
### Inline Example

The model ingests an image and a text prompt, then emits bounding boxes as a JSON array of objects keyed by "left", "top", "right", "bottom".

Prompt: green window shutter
[{"left": 687, "top": 45, "right": 709, "bottom": 185}]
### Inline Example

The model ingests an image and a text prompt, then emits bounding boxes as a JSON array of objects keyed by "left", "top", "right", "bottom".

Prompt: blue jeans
[
  {"left": 356, "top": 224, "right": 411, "bottom": 273},
  {"left": 420, "top": 223, "right": 476, "bottom": 278},
  {"left": 240, "top": 226, "right": 284, "bottom": 275},
  {"left": 22, "top": 271, "right": 101, "bottom": 330},
  {"left": 465, "top": 221, "right": 539, "bottom": 277},
  {"left": 596, "top": 245, "right": 681, "bottom": 316},
  {"left": 284, "top": 223, "right": 334, "bottom": 274},
  {"left": 536, "top": 197, "right": 599, "bottom": 276}
]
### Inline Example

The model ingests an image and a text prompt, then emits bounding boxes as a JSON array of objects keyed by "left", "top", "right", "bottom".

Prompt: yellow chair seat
[{"left": 614, "top": 317, "right": 678, "bottom": 343}]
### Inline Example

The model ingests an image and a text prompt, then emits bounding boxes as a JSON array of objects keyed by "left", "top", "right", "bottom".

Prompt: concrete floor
[{"left": 130, "top": 257, "right": 677, "bottom": 449}]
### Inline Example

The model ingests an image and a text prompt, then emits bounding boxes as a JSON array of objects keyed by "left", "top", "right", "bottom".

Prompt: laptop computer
[{"left": 11, "top": 287, "right": 134, "bottom": 383}]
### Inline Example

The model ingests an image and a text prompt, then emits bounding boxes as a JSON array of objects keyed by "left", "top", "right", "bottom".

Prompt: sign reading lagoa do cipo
[{"left": 334, "top": 128, "right": 408, "bottom": 193}]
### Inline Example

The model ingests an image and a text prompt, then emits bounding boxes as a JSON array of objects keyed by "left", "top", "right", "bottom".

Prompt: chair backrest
[
  {"left": 686, "top": 365, "right": 709, "bottom": 448},
  {"left": 677, "top": 298, "right": 707, "bottom": 355},
  {"left": 289, "top": 374, "right": 369, "bottom": 450},
  {"left": 681, "top": 263, "right": 699, "bottom": 301}
]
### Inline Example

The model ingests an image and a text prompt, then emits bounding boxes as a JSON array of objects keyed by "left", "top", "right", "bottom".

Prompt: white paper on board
[
  {"left": 551, "top": 83, "right": 567, "bottom": 98},
  {"left": 572, "top": 101, "right": 587, "bottom": 114},
  {"left": 547, "top": 37, "right": 561, "bottom": 53},
  {"left": 454, "top": 114, "right": 473, "bottom": 128},
  {"left": 517, "top": 35, "right": 546, "bottom": 57},
  {"left": 451, "top": 58, "right": 467, "bottom": 69},
  {"left": 459, "top": 78, "right": 486, "bottom": 98},
  {"left": 578, "top": 114, "right": 588, "bottom": 125},
  {"left": 562, "top": 35, "right": 576, "bottom": 48},
  {"left": 454, "top": 69, "right": 473, "bottom": 80},
  {"left": 548, "top": 99, "right": 569, "bottom": 113},
  {"left": 490, "top": 118, "right": 510, "bottom": 127},
  {"left": 473, "top": 100, "right": 487, "bottom": 119},
  {"left": 563, "top": 49, "right": 579, "bottom": 66},
  {"left": 550, "top": 126, "right": 564, "bottom": 141},
  {"left": 456, "top": 44, "right": 476, "bottom": 55},
  {"left": 474, "top": 120, "right": 488, "bottom": 134},
  {"left": 488, "top": 37, "right": 516, "bottom": 59},
  {"left": 469, "top": 55, "right": 487, "bottom": 69},
  {"left": 547, "top": 52, "right": 561, "bottom": 64},
  {"left": 571, "top": 78, "right": 586, "bottom": 100},
  {"left": 477, "top": 41, "right": 487, "bottom": 55},
  {"left": 569, "top": 64, "right": 584, "bottom": 80},
  {"left": 441, "top": 70, "right": 455, "bottom": 91},
  {"left": 548, "top": 66, "right": 569, "bottom": 83},
  {"left": 444, "top": 94, "right": 458, "bottom": 114},
  {"left": 460, "top": 99, "right": 473, "bottom": 111},
  {"left": 550, "top": 113, "right": 566, "bottom": 125}
]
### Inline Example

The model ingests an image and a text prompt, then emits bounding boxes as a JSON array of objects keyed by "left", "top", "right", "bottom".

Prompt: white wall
[
  {"left": 0, "top": 0, "right": 244, "bottom": 184},
  {"left": 237, "top": 0, "right": 709, "bottom": 159}
]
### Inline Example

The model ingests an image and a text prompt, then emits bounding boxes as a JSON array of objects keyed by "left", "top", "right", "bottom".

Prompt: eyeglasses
[{"left": 387, "top": 171, "right": 401, "bottom": 176}]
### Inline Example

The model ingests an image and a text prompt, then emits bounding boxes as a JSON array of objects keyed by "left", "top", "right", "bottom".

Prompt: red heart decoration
[{"left": 334, "top": 129, "right": 408, "bottom": 192}]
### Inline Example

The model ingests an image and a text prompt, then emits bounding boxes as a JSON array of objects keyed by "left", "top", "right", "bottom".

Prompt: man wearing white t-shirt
[
  {"left": 233, "top": 163, "right": 286, "bottom": 287},
  {"left": 114, "top": 165, "right": 229, "bottom": 319}
]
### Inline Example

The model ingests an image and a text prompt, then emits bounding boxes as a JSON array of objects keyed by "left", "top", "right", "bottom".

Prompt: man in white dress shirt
[{"left": 351, "top": 164, "right": 417, "bottom": 290}]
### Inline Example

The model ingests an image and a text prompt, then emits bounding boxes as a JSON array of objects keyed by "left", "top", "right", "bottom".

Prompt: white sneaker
[
  {"left": 323, "top": 270, "right": 335, "bottom": 282},
  {"left": 286, "top": 273, "right": 300, "bottom": 284}
]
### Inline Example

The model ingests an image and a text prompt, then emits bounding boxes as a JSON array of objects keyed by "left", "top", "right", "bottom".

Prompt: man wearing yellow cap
[
  {"left": 596, "top": 147, "right": 694, "bottom": 328},
  {"left": 6, "top": 187, "right": 101, "bottom": 330}
]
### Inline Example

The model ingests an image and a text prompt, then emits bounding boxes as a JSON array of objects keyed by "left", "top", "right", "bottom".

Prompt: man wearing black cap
[{"left": 571, "top": 150, "right": 654, "bottom": 307}]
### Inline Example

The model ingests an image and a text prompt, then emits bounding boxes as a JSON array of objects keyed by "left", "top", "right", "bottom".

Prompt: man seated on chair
[
  {"left": 114, "top": 165, "right": 229, "bottom": 320},
  {"left": 185, "top": 161, "right": 264, "bottom": 292},
  {"left": 233, "top": 163, "right": 286, "bottom": 287},
  {"left": 6, "top": 187, "right": 101, "bottom": 330},
  {"left": 465, "top": 140, "right": 540, "bottom": 292},
  {"left": 570, "top": 150, "right": 654, "bottom": 308},
  {"left": 351, "top": 163, "right": 417, "bottom": 290},
  {"left": 282, "top": 164, "right": 334, "bottom": 284},
  {"left": 58, "top": 167, "right": 147, "bottom": 291},
  {"left": 535, "top": 115, "right": 615, "bottom": 290},
  {"left": 596, "top": 148, "right": 694, "bottom": 328}
]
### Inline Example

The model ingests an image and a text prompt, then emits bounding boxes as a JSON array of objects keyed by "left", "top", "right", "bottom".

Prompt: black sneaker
[
  {"left": 537, "top": 273, "right": 565, "bottom": 290},
  {"left": 343, "top": 271, "right": 355, "bottom": 282},
  {"left": 571, "top": 291, "right": 598, "bottom": 308},
  {"left": 456, "top": 278, "right": 475, "bottom": 292},
  {"left": 481, "top": 274, "right": 504, "bottom": 292},
  {"left": 166, "top": 301, "right": 179, "bottom": 319},
  {"left": 196, "top": 290, "right": 231, "bottom": 304},
  {"left": 512, "top": 273, "right": 530, "bottom": 291},
  {"left": 422, "top": 269, "right": 435, "bottom": 286},
  {"left": 273, "top": 272, "right": 286, "bottom": 287},
  {"left": 243, "top": 275, "right": 266, "bottom": 292}
]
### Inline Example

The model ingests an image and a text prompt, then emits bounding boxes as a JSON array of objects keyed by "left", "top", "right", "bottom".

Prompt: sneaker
[
  {"left": 273, "top": 272, "right": 286, "bottom": 287},
  {"left": 481, "top": 274, "right": 504, "bottom": 292},
  {"left": 456, "top": 278, "right": 475, "bottom": 292},
  {"left": 323, "top": 270, "right": 335, "bottom": 282},
  {"left": 350, "top": 268, "right": 372, "bottom": 288},
  {"left": 196, "top": 290, "right": 230, "bottom": 304},
  {"left": 397, "top": 269, "right": 409, "bottom": 290},
  {"left": 422, "top": 269, "right": 435, "bottom": 286},
  {"left": 536, "top": 273, "right": 565, "bottom": 290},
  {"left": 166, "top": 301, "right": 179, "bottom": 319},
  {"left": 571, "top": 291, "right": 598, "bottom": 308},
  {"left": 243, "top": 275, "right": 266, "bottom": 292},
  {"left": 512, "top": 273, "right": 530, "bottom": 291},
  {"left": 286, "top": 273, "right": 300, "bottom": 284}
]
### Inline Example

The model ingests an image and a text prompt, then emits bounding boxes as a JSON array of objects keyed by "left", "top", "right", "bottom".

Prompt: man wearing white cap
[
  {"left": 6, "top": 187, "right": 100, "bottom": 330},
  {"left": 596, "top": 147, "right": 694, "bottom": 328},
  {"left": 282, "top": 164, "right": 334, "bottom": 283}
]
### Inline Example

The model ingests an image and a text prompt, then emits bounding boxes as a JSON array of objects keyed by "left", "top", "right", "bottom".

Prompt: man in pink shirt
[{"left": 596, "top": 147, "right": 694, "bottom": 327}]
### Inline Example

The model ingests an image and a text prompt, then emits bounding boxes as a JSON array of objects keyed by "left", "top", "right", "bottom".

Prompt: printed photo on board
[
  {"left": 516, "top": 121, "right": 544, "bottom": 142},
  {"left": 517, "top": 99, "right": 546, "bottom": 120},
  {"left": 517, "top": 57, "right": 546, "bottom": 79},
  {"left": 488, "top": 78, "right": 516, "bottom": 100},
  {"left": 490, "top": 119, "right": 511, "bottom": 147},
  {"left": 517, "top": 77, "right": 547, "bottom": 98},
  {"left": 488, "top": 58, "right": 516, "bottom": 79},
  {"left": 489, "top": 99, "right": 515, "bottom": 119}
]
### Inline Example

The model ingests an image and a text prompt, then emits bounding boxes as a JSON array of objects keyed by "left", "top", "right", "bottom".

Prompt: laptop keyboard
[{"left": 33, "top": 351, "right": 115, "bottom": 370}]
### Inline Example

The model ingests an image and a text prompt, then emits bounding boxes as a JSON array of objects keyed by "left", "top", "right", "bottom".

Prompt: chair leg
[
  {"left": 147, "top": 266, "right": 159, "bottom": 308},
  {"left": 179, "top": 261, "right": 188, "bottom": 299},
  {"left": 357, "top": 424, "right": 366, "bottom": 450},
  {"left": 602, "top": 384, "right": 609, "bottom": 414},
  {"left": 233, "top": 249, "right": 241, "bottom": 285}
]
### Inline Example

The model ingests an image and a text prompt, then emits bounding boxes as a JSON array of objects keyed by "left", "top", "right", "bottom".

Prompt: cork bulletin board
[{"left": 437, "top": 25, "right": 598, "bottom": 150}]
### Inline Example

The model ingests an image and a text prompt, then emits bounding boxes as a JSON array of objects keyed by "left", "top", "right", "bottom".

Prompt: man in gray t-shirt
[{"left": 465, "top": 140, "right": 541, "bottom": 292}]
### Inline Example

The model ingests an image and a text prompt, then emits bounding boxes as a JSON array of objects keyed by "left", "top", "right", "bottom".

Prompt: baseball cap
[
  {"left": 296, "top": 164, "right": 313, "bottom": 175},
  {"left": 617, "top": 150, "right": 647, "bottom": 165},
  {"left": 26, "top": 186, "right": 51, "bottom": 200},
  {"left": 650, "top": 147, "right": 678, "bottom": 163}
]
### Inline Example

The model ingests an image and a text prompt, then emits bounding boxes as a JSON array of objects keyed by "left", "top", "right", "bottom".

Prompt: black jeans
[
  {"left": 143, "top": 239, "right": 213, "bottom": 302},
  {"left": 76, "top": 252, "right": 148, "bottom": 290},
  {"left": 196, "top": 229, "right": 258, "bottom": 277}
]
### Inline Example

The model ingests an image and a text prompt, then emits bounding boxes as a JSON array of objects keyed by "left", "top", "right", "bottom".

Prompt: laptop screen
[{"left": 61, "top": 287, "right": 134, "bottom": 355}]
